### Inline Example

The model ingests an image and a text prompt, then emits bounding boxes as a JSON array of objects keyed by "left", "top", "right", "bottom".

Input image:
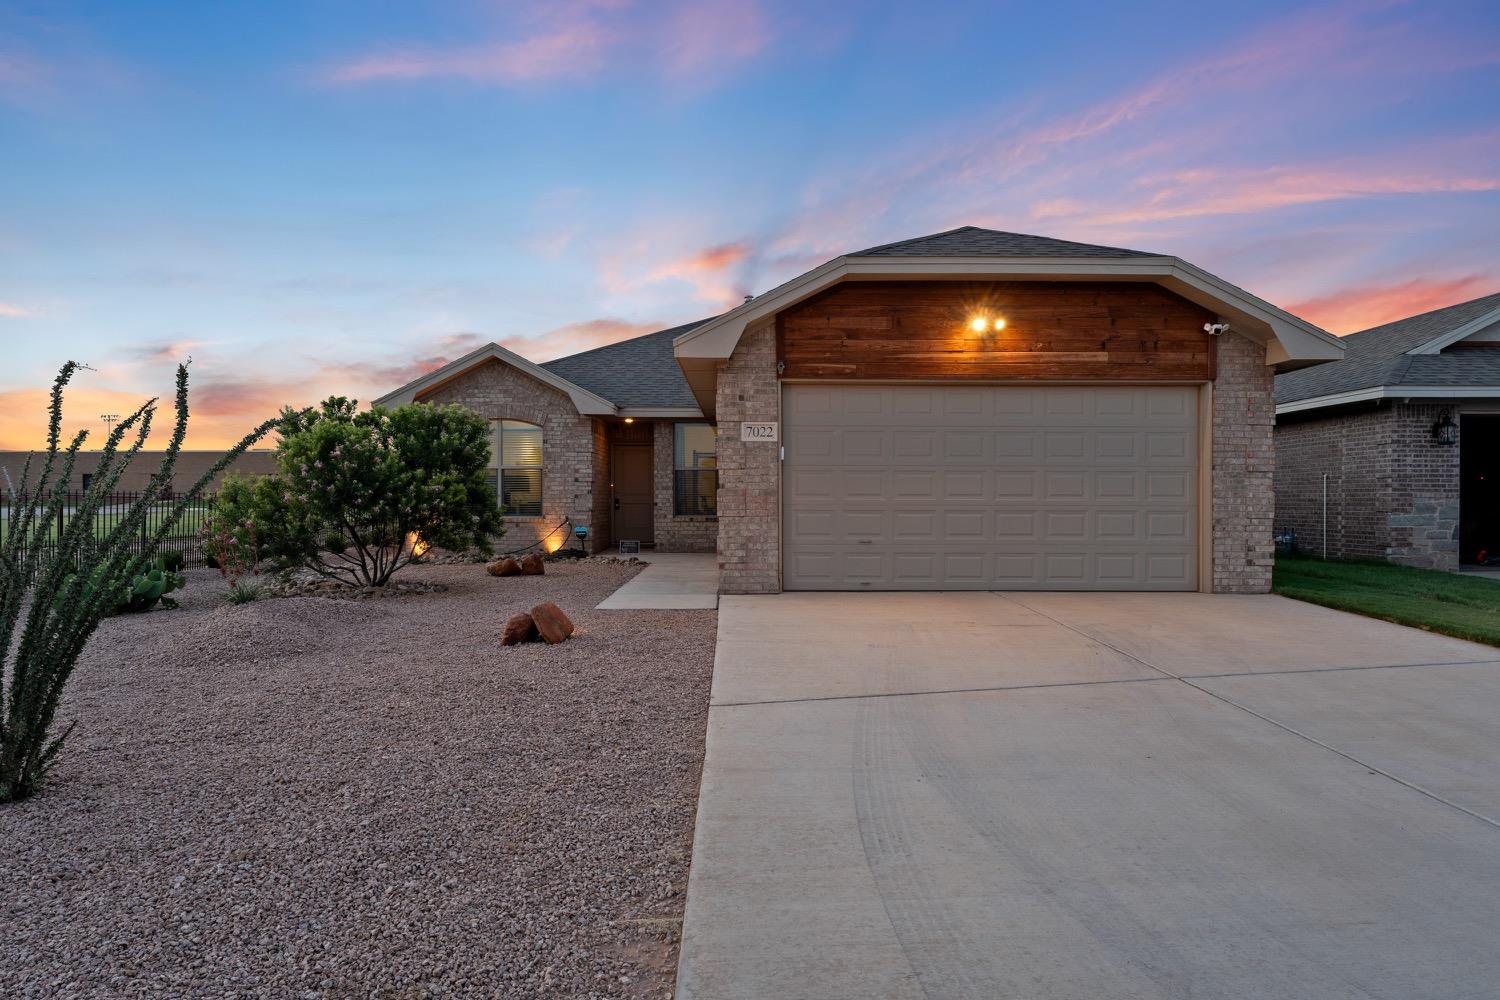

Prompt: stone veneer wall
[
  {"left": 1273, "top": 402, "right": 1460, "bottom": 571},
  {"left": 420, "top": 359, "right": 601, "bottom": 554},
  {"left": 1385, "top": 402, "right": 1460, "bottom": 569},
  {"left": 1274, "top": 407, "right": 1391, "bottom": 561},
  {"left": 715, "top": 319, "right": 781, "bottom": 593},
  {"left": 652, "top": 420, "right": 717, "bottom": 553},
  {"left": 1211, "top": 330, "right": 1277, "bottom": 593}
]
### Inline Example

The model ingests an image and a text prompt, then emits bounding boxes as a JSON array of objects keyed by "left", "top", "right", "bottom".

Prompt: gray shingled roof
[
  {"left": 852, "top": 225, "right": 1159, "bottom": 258},
  {"left": 541, "top": 317, "right": 713, "bottom": 409},
  {"left": 1275, "top": 291, "right": 1500, "bottom": 405}
]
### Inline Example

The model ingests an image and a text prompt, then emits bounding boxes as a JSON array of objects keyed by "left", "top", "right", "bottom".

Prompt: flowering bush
[{"left": 211, "top": 397, "right": 502, "bottom": 587}]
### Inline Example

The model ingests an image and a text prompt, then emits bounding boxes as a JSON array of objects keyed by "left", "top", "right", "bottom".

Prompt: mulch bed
[{"left": 0, "top": 561, "right": 717, "bottom": 999}]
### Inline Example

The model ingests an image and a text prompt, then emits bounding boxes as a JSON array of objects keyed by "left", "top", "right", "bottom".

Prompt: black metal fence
[{"left": 0, "top": 491, "right": 218, "bottom": 570}]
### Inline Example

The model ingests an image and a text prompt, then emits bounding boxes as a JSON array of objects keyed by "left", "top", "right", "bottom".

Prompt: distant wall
[{"left": 0, "top": 450, "right": 279, "bottom": 495}]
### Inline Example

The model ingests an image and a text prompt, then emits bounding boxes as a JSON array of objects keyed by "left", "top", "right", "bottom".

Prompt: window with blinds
[
  {"left": 492, "top": 420, "right": 543, "bottom": 517},
  {"left": 674, "top": 423, "right": 717, "bottom": 516}
]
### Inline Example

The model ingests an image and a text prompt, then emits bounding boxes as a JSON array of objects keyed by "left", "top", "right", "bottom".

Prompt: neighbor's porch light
[{"left": 1432, "top": 409, "right": 1458, "bottom": 447}]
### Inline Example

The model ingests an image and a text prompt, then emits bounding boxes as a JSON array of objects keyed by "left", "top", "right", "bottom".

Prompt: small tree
[
  {"left": 223, "top": 397, "right": 502, "bottom": 588},
  {"left": 1, "top": 362, "right": 276, "bottom": 803}
]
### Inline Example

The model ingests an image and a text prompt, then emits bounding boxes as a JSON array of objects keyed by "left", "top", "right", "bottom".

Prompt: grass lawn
[{"left": 1273, "top": 555, "right": 1500, "bottom": 647}]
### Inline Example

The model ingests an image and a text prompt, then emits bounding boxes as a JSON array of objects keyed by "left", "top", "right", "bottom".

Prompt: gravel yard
[{"left": 0, "top": 560, "right": 717, "bottom": 999}]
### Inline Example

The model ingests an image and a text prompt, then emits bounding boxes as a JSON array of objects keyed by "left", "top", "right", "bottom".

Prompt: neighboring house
[
  {"left": 1275, "top": 291, "right": 1500, "bottom": 571},
  {"left": 377, "top": 226, "right": 1342, "bottom": 594}
]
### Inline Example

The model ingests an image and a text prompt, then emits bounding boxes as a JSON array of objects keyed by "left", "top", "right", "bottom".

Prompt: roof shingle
[
  {"left": 1275, "top": 291, "right": 1500, "bottom": 405},
  {"left": 540, "top": 317, "right": 713, "bottom": 409},
  {"left": 852, "top": 225, "right": 1159, "bottom": 259}
]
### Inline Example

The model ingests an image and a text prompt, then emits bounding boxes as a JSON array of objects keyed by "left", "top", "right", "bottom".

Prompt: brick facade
[
  {"left": 715, "top": 319, "right": 781, "bottom": 593},
  {"left": 1274, "top": 408, "right": 1391, "bottom": 561},
  {"left": 420, "top": 359, "right": 602, "bottom": 554},
  {"left": 1275, "top": 402, "right": 1460, "bottom": 570},
  {"left": 652, "top": 420, "right": 717, "bottom": 553},
  {"left": 1211, "top": 330, "right": 1277, "bottom": 593}
]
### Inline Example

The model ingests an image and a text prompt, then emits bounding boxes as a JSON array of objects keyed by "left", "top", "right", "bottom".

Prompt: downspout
[{"left": 1322, "top": 472, "right": 1328, "bottom": 560}]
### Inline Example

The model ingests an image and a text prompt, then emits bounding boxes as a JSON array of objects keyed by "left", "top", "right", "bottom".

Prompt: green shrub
[
  {"left": 0, "top": 362, "right": 277, "bottom": 802},
  {"left": 212, "top": 396, "right": 503, "bottom": 588},
  {"left": 226, "top": 579, "right": 264, "bottom": 604},
  {"left": 159, "top": 549, "right": 185, "bottom": 573}
]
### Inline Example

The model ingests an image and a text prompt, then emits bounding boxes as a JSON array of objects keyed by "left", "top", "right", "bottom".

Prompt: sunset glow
[{"left": 2, "top": 1, "right": 1497, "bottom": 448}]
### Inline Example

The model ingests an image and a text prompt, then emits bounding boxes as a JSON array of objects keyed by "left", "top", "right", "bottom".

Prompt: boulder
[
  {"left": 529, "top": 601, "right": 575, "bottom": 644},
  {"left": 520, "top": 553, "right": 546, "bottom": 576},
  {"left": 501, "top": 612, "right": 538, "bottom": 646},
  {"left": 488, "top": 557, "right": 522, "bottom": 577}
]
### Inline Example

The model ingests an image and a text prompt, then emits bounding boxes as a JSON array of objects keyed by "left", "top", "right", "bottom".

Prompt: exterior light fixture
[
  {"left": 623, "top": 417, "right": 635, "bottom": 423},
  {"left": 969, "top": 316, "right": 988, "bottom": 333},
  {"left": 1432, "top": 409, "right": 1458, "bottom": 447},
  {"left": 993, "top": 317, "right": 1006, "bottom": 331}
]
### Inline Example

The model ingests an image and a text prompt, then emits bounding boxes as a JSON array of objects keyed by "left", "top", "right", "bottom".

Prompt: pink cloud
[
  {"left": 0, "top": 302, "right": 34, "bottom": 318},
  {"left": 1289, "top": 275, "right": 1500, "bottom": 335},
  {"left": 499, "top": 318, "right": 665, "bottom": 362},
  {"left": 1038, "top": 163, "right": 1500, "bottom": 227},
  {"left": 324, "top": 0, "right": 772, "bottom": 88}
]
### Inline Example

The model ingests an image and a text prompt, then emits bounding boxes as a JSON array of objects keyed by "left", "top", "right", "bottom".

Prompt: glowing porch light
[
  {"left": 969, "top": 316, "right": 988, "bottom": 333},
  {"left": 623, "top": 417, "right": 635, "bottom": 423}
]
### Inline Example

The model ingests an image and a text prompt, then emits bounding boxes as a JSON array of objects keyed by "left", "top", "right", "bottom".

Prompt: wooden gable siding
[{"left": 777, "top": 280, "right": 1217, "bottom": 381}]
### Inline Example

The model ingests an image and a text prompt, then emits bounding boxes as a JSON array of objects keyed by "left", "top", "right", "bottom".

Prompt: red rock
[
  {"left": 501, "top": 612, "right": 538, "bottom": 646},
  {"left": 520, "top": 554, "right": 546, "bottom": 576},
  {"left": 488, "top": 557, "right": 522, "bottom": 577},
  {"left": 529, "top": 601, "right": 575, "bottom": 644}
]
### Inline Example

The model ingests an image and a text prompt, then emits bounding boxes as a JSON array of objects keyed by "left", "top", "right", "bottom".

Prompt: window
[
  {"left": 493, "top": 420, "right": 543, "bottom": 517},
  {"left": 674, "top": 423, "right": 717, "bottom": 516}
]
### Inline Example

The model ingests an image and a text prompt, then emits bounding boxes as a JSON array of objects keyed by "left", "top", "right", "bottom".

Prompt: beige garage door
[{"left": 782, "top": 384, "right": 1198, "bottom": 590}]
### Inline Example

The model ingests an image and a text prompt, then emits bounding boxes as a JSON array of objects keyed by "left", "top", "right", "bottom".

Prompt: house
[
  {"left": 376, "top": 226, "right": 1343, "bottom": 594},
  {"left": 1275, "top": 291, "right": 1500, "bottom": 571}
]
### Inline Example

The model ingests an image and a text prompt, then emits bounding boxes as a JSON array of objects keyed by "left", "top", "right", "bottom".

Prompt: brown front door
[{"left": 611, "top": 444, "right": 654, "bottom": 545}]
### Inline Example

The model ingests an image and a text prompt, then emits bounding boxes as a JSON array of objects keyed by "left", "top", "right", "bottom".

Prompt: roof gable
[{"left": 373, "top": 342, "right": 617, "bottom": 414}]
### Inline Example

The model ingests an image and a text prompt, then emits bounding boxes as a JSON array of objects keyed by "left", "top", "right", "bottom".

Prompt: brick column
[
  {"left": 1212, "top": 330, "right": 1275, "bottom": 593},
  {"left": 715, "top": 319, "right": 781, "bottom": 593}
]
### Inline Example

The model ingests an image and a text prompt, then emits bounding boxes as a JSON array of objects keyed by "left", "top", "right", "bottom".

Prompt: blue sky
[{"left": 2, "top": 0, "right": 1497, "bottom": 446}]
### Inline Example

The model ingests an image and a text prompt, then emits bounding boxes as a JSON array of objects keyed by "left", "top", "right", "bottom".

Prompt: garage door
[{"left": 782, "top": 384, "right": 1198, "bottom": 590}]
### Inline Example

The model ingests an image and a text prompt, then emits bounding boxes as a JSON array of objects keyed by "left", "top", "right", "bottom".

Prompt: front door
[{"left": 611, "top": 444, "right": 655, "bottom": 545}]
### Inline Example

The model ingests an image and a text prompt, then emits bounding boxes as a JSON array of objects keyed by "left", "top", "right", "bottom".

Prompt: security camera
[{"left": 1203, "top": 323, "right": 1230, "bottom": 336}]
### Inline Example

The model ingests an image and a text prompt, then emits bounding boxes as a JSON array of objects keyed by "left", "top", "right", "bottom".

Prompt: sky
[{"left": 1, "top": 0, "right": 1498, "bottom": 449}]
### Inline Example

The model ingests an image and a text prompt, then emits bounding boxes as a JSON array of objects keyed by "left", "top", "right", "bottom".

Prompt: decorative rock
[
  {"left": 488, "top": 558, "right": 522, "bottom": 577},
  {"left": 501, "top": 612, "right": 538, "bottom": 646},
  {"left": 529, "top": 602, "right": 575, "bottom": 644},
  {"left": 520, "top": 554, "right": 546, "bottom": 576}
]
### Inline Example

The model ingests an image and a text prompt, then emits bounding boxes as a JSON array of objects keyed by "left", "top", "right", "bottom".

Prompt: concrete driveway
[{"left": 676, "top": 592, "right": 1500, "bottom": 1000}]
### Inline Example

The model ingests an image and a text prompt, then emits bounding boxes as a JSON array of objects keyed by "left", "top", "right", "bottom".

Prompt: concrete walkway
[
  {"left": 595, "top": 550, "right": 719, "bottom": 609},
  {"left": 677, "top": 592, "right": 1500, "bottom": 999}
]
